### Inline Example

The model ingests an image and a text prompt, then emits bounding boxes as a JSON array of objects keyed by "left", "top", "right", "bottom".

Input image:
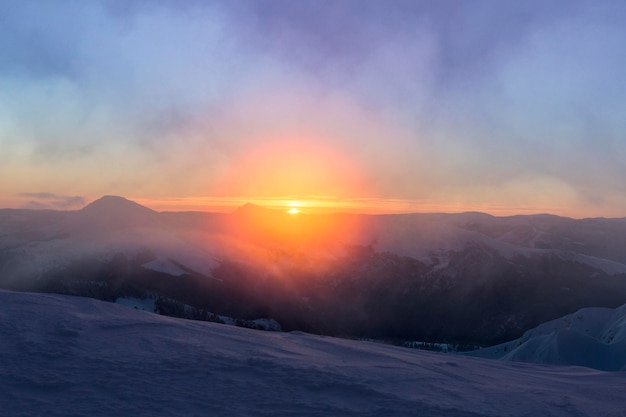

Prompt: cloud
[
  {"left": 2, "top": 1, "right": 626, "bottom": 216},
  {"left": 18, "top": 193, "right": 85, "bottom": 210}
]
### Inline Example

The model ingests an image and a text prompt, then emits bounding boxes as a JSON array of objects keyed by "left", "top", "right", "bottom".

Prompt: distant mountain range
[{"left": 2, "top": 195, "right": 626, "bottom": 349}]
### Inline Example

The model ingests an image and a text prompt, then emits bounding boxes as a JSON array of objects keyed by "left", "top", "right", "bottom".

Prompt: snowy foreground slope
[
  {"left": 1, "top": 291, "right": 625, "bottom": 417},
  {"left": 466, "top": 304, "right": 626, "bottom": 371}
]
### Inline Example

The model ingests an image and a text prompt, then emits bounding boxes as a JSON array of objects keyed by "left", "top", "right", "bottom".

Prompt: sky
[{"left": 1, "top": 0, "right": 626, "bottom": 217}]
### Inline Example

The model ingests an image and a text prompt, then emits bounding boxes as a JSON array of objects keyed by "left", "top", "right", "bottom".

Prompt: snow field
[{"left": 1, "top": 290, "right": 625, "bottom": 417}]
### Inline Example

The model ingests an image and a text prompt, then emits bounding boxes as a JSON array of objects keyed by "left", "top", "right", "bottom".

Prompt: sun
[{"left": 286, "top": 200, "right": 302, "bottom": 214}]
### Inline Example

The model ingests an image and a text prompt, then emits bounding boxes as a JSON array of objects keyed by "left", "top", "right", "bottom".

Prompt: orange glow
[
  {"left": 133, "top": 195, "right": 580, "bottom": 217},
  {"left": 127, "top": 139, "right": 608, "bottom": 218},
  {"left": 219, "top": 203, "right": 367, "bottom": 258},
  {"left": 215, "top": 138, "right": 368, "bottom": 200}
]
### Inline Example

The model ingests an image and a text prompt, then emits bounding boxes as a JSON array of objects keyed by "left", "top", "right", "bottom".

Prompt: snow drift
[
  {"left": 1, "top": 290, "right": 625, "bottom": 417},
  {"left": 466, "top": 304, "right": 626, "bottom": 371}
]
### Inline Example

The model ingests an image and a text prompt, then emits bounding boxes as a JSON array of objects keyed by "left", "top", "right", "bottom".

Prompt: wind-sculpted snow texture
[
  {"left": 1, "top": 290, "right": 625, "bottom": 417},
  {"left": 467, "top": 304, "right": 626, "bottom": 371}
]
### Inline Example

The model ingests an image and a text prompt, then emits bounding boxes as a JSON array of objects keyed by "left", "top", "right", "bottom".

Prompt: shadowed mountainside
[{"left": 2, "top": 196, "right": 626, "bottom": 346}]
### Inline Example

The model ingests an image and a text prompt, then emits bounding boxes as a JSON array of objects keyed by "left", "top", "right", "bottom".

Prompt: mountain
[
  {"left": 81, "top": 195, "right": 156, "bottom": 216},
  {"left": 79, "top": 195, "right": 158, "bottom": 224},
  {"left": 0, "top": 196, "right": 219, "bottom": 289},
  {"left": 466, "top": 303, "right": 626, "bottom": 371},
  {"left": 71, "top": 195, "right": 162, "bottom": 238},
  {"left": 2, "top": 196, "right": 626, "bottom": 346},
  {"left": 1, "top": 289, "right": 624, "bottom": 417}
]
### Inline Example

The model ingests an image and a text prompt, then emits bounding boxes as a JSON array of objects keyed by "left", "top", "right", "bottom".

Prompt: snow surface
[
  {"left": 350, "top": 213, "right": 626, "bottom": 275},
  {"left": 0, "top": 200, "right": 220, "bottom": 282},
  {"left": 1, "top": 290, "right": 625, "bottom": 417},
  {"left": 141, "top": 257, "right": 188, "bottom": 277},
  {"left": 466, "top": 304, "right": 626, "bottom": 371},
  {"left": 569, "top": 253, "right": 626, "bottom": 275}
]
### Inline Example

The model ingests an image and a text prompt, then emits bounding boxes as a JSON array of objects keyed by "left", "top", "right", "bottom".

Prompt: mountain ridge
[
  {"left": 81, "top": 195, "right": 157, "bottom": 215},
  {"left": 2, "top": 195, "right": 626, "bottom": 349}
]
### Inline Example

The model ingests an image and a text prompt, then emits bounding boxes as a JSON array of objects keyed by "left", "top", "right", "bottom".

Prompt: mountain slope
[
  {"left": 0, "top": 196, "right": 218, "bottom": 286},
  {"left": 466, "top": 303, "right": 626, "bottom": 371},
  {"left": 1, "top": 290, "right": 625, "bottom": 417},
  {"left": 3, "top": 196, "right": 626, "bottom": 345},
  {"left": 76, "top": 195, "right": 159, "bottom": 231}
]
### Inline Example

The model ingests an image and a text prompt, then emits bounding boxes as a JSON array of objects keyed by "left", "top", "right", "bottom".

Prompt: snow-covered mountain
[
  {"left": 1, "top": 289, "right": 625, "bottom": 417},
  {"left": 0, "top": 196, "right": 220, "bottom": 281},
  {"left": 466, "top": 303, "right": 626, "bottom": 371},
  {"left": 2, "top": 196, "right": 626, "bottom": 346}
]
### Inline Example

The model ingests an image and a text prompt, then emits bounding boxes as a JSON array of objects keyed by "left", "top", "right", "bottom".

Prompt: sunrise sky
[{"left": 1, "top": 1, "right": 626, "bottom": 217}]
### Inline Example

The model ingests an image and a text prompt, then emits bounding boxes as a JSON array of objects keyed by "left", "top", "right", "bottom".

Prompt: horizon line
[
  {"left": 128, "top": 196, "right": 614, "bottom": 219},
  {"left": 4, "top": 194, "right": 625, "bottom": 219}
]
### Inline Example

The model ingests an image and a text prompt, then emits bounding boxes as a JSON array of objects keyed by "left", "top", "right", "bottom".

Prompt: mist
[{"left": 2, "top": 1, "right": 626, "bottom": 216}]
